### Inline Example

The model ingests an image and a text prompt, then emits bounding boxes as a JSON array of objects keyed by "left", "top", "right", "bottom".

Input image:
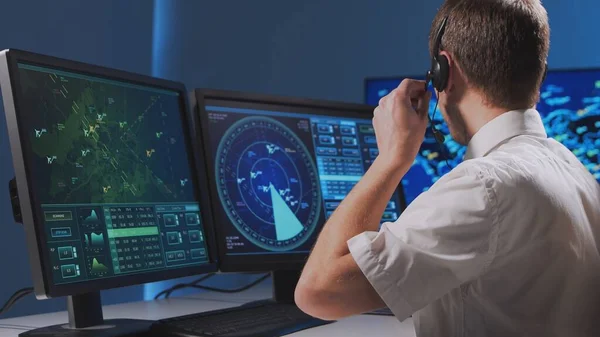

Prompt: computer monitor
[
  {"left": 194, "top": 89, "right": 406, "bottom": 302},
  {"left": 538, "top": 69, "right": 600, "bottom": 182},
  {"left": 0, "top": 49, "right": 217, "bottom": 336},
  {"left": 364, "top": 76, "right": 465, "bottom": 205}
]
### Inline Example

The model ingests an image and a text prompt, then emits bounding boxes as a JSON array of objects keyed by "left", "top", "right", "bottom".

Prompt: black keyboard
[{"left": 150, "top": 300, "right": 332, "bottom": 337}]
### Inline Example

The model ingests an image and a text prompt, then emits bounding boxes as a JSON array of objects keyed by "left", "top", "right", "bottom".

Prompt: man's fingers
[
  {"left": 416, "top": 91, "right": 432, "bottom": 118},
  {"left": 396, "top": 79, "right": 428, "bottom": 101},
  {"left": 373, "top": 105, "right": 380, "bottom": 117}
]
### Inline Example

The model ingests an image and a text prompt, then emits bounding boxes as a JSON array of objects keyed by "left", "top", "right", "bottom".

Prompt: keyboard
[{"left": 150, "top": 300, "right": 332, "bottom": 337}]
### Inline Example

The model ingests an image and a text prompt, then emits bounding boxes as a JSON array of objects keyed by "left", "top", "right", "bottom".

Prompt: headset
[
  {"left": 425, "top": 15, "right": 450, "bottom": 144},
  {"left": 424, "top": 13, "right": 548, "bottom": 145}
]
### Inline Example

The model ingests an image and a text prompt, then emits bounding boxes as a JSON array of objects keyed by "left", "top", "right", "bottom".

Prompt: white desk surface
[{"left": 0, "top": 284, "right": 416, "bottom": 337}]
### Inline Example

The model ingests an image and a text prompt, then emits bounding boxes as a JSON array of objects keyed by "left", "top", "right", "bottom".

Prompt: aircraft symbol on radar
[
  {"left": 237, "top": 178, "right": 246, "bottom": 184},
  {"left": 156, "top": 132, "right": 163, "bottom": 139},
  {"left": 248, "top": 151, "right": 256, "bottom": 158},
  {"left": 266, "top": 144, "right": 280, "bottom": 154},
  {"left": 146, "top": 149, "right": 155, "bottom": 158},
  {"left": 103, "top": 186, "right": 111, "bottom": 193},
  {"left": 47, "top": 156, "right": 57, "bottom": 164},
  {"left": 301, "top": 202, "right": 309, "bottom": 209},
  {"left": 83, "top": 125, "right": 98, "bottom": 137},
  {"left": 97, "top": 113, "right": 106, "bottom": 122},
  {"left": 119, "top": 121, "right": 127, "bottom": 128},
  {"left": 250, "top": 171, "right": 263, "bottom": 179},
  {"left": 259, "top": 185, "right": 269, "bottom": 193},
  {"left": 180, "top": 179, "right": 188, "bottom": 187},
  {"left": 81, "top": 149, "right": 90, "bottom": 157},
  {"left": 35, "top": 129, "right": 47, "bottom": 138}
]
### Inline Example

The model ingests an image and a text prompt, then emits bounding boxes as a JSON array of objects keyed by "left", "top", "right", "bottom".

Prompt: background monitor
[
  {"left": 365, "top": 70, "right": 600, "bottom": 205},
  {"left": 365, "top": 76, "right": 464, "bottom": 205},
  {"left": 537, "top": 69, "right": 600, "bottom": 181},
  {"left": 0, "top": 49, "right": 218, "bottom": 300},
  {"left": 195, "top": 89, "right": 407, "bottom": 273}
]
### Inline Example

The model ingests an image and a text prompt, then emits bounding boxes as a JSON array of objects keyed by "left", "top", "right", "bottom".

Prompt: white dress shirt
[{"left": 348, "top": 109, "right": 600, "bottom": 337}]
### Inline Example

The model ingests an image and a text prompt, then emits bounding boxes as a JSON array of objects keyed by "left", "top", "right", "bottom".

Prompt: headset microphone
[{"left": 431, "top": 121, "right": 445, "bottom": 143}]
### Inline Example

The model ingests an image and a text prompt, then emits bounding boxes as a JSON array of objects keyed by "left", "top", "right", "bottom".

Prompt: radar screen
[
  {"left": 204, "top": 103, "right": 404, "bottom": 256},
  {"left": 215, "top": 116, "right": 321, "bottom": 251},
  {"left": 365, "top": 72, "right": 600, "bottom": 204},
  {"left": 16, "top": 63, "right": 210, "bottom": 285}
]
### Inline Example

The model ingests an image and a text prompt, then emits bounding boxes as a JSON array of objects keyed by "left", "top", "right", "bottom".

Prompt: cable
[
  {"left": 155, "top": 273, "right": 271, "bottom": 299},
  {"left": 154, "top": 273, "right": 216, "bottom": 300},
  {"left": 0, "top": 323, "right": 36, "bottom": 330},
  {"left": 163, "top": 273, "right": 216, "bottom": 299},
  {"left": 0, "top": 326, "right": 30, "bottom": 331},
  {"left": 0, "top": 287, "right": 33, "bottom": 317},
  {"left": 187, "top": 274, "right": 270, "bottom": 294}
]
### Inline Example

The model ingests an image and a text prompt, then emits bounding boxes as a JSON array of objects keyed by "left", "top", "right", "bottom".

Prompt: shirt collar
[{"left": 464, "top": 109, "right": 547, "bottom": 160}]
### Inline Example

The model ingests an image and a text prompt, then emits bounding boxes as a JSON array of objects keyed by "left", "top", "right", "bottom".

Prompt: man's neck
[{"left": 460, "top": 93, "right": 528, "bottom": 140}]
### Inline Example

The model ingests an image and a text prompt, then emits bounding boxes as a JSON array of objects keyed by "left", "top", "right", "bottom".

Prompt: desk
[{"left": 0, "top": 284, "right": 416, "bottom": 337}]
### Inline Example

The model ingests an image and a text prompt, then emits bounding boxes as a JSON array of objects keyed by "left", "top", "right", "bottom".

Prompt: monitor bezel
[
  {"left": 194, "top": 88, "right": 407, "bottom": 272},
  {"left": 0, "top": 49, "right": 218, "bottom": 299}
]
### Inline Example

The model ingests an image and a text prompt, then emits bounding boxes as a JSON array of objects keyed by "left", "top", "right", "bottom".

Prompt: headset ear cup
[{"left": 436, "top": 54, "right": 450, "bottom": 92}]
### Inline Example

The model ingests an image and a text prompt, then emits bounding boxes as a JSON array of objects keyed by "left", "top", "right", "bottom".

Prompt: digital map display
[
  {"left": 205, "top": 103, "right": 404, "bottom": 255},
  {"left": 16, "top": 63, "right": 210, "bottom": 285},
  {"left": 366, "top": 71, "right": 600, "bottom": 204}
]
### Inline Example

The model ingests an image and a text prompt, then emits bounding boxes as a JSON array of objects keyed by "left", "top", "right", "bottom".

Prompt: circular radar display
[{"left": 216, "top": 116, "right": 322, "bottom": 251}]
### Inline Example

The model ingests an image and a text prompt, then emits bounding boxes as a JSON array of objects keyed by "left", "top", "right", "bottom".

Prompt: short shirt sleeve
[{"left": 348, "top": 166, "right": 499, "bottom": 320}]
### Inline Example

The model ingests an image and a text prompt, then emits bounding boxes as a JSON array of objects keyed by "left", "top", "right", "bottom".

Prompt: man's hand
[{"left": 373, "top": 79, "right": 431, "bottom": 173}]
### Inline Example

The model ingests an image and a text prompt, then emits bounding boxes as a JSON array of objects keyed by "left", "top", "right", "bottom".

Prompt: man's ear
[{"left": 438, "top": 50, "right": 454, "bottom": 92}]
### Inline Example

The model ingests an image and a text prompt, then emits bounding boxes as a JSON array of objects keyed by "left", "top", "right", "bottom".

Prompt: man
[{"left": 295, "top": 0, "right": 600, "bottom": 336}]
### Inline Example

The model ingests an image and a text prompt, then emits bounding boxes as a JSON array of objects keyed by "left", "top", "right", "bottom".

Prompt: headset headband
[{"left": 433, "top": 16, "right": 448, "bottom": 59}]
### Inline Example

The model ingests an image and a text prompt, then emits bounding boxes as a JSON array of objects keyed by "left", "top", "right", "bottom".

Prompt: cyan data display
[
  {"left": 538, "top": 70, "right": 600, "bottom": 181},
  {"left": 17, "top": 63, "right": 210, "bottom": 285},
  {"left": 205, "top": 104, "right": 403, "bottom": 255},
  {"left": 365, "top": 71, "right": 600, "bottom": 204}
]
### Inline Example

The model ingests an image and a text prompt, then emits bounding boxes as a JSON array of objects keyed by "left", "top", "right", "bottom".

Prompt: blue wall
[
  {"left": 152, "top": 0, "right": 600, "bottom": 102},
  {"left": 1, "top": 0, "right": 599, "bottom": 319}
]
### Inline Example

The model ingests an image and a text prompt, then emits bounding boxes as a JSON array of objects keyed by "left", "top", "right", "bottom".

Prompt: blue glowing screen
[{"left": 365, "top": 69, "right": 600, "bottom": 204}]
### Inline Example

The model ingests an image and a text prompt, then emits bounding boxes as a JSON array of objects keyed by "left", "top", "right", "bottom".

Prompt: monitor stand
[
  {"left": 243, "top": 269, "right": 300, "bottom": 305},
  {"left": 19, "top": 292, "right": 152, "bottom": 337}
]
